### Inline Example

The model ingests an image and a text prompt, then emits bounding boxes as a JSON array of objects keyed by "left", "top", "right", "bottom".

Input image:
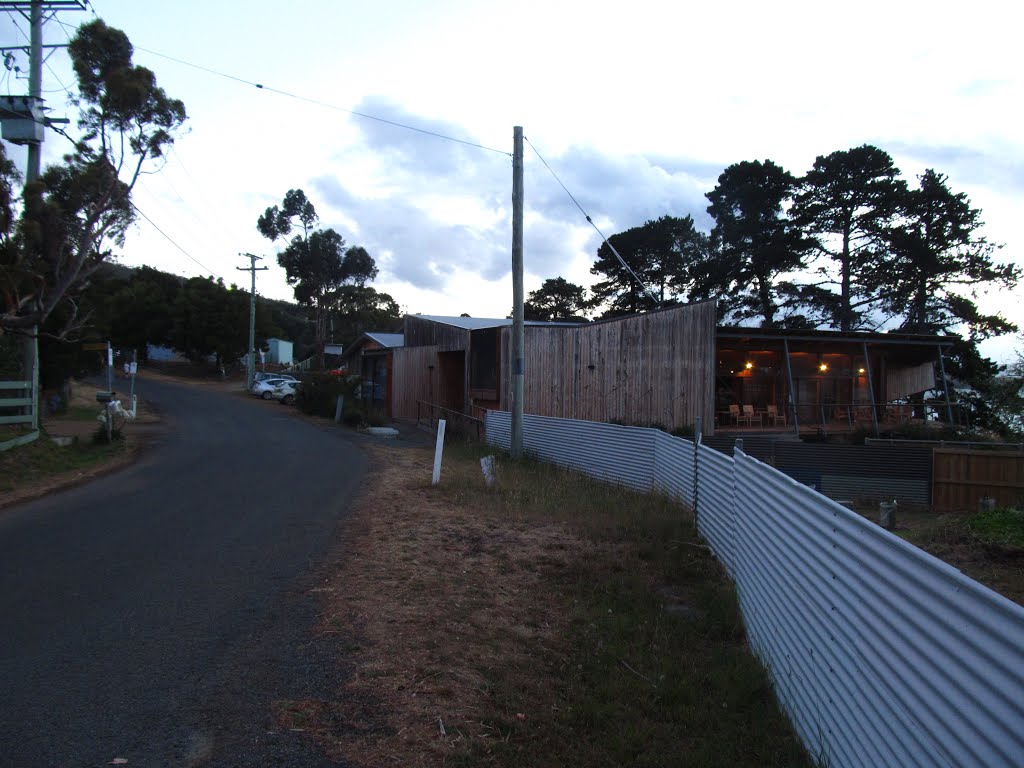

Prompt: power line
[
  {"left": 130, "top": 202, "right": 221, "bottom": 279},
  {"left": 524, "top": 135, "right": 660, "bottom": 306},
  {"left": 56, "top": 31, "right": 513, "bottom": 158},
  {"left": 6, "top": 11, "right": 75, "bottom": 99}
]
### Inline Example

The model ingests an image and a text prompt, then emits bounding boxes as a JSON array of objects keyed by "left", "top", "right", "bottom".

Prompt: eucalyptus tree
[
  {"left": 258, "top": 190, "right": 378, "bottom": 366},
  {"left": 0, "top": 19, "right": 187, "bottom": 338}
]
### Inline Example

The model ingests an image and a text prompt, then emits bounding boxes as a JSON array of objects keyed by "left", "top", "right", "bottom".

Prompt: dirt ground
[{"left": 276, "top": 443, "right": 584, "bottom": 766}]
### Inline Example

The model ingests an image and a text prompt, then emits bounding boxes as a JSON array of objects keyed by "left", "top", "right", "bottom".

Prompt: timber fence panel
[
  {"left": 933, "top": 448, "right": 1024, "bottom": 511},
  {"left": 734, "top": 448, "right": 1024, "bottom": 768},
  {"left": 695, "top": 442, "right": 737, "bottom": 578}
]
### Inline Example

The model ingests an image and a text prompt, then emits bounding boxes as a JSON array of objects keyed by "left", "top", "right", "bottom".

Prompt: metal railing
[
  {"left": 416, "top": 400, "right": 484, "bottom": 441},
  {"left": 717, "top": 400, "right": 970, "bottom": 431}
]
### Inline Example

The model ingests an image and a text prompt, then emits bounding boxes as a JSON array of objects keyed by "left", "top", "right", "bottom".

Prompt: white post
[
  {"left": 432, "top": 419, "right": 447, "bottom": 485},
  {"left": 480, "top": 455, "right": 497, "bottom": 488}
]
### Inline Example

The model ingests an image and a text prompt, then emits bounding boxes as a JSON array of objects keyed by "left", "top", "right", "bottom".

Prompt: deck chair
[
  {"left": 741, "top": 404, "right": 761, "bottom": 427},
  {"left": 766, "top": 404, "right": 786, "bottom": 426},
  {"left": 728, "top": 404, "right": 741, "bottom": 425}
]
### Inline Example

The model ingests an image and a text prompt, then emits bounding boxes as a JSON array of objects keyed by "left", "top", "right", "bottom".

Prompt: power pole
[
  {"left": 0, "top": 1, "right": 86, "bottom": 430},
  {"left": 510, "top": 126, "right": 525, "bottom": 458},
  {"left": 238, "top": 253, "right": 267, "bottom": 390}
]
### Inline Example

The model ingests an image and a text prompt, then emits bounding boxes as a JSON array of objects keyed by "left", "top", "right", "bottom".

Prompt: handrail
[{"left": 416, "top": 400, "right": 484, "bottom": 441}]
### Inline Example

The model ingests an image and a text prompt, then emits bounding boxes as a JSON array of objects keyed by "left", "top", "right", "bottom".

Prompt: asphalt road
[{"left": 0, "top": 376, "right": 368, "bottom": 767}]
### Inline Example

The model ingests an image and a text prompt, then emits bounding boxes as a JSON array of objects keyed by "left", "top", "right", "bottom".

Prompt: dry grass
[
  {"left": 282, "top": 442, "right": 812, "bottom": 767},
  {"left": 278, "top": 444, "right": 582, "bottom": 765}
]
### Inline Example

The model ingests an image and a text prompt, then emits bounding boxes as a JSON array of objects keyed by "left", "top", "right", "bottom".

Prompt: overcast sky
[{"left": 2, "top": 0, "right": 1021, "bottom": 361}]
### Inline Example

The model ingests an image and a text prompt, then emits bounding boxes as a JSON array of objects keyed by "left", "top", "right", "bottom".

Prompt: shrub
[
  {"left": 296, "top": 373, "right": 359, "bottom": 418},
  {"left": 969, "top": 507, "right": 1024, "bottom": 549},
  {"left": 92, "top": 425, "right": 123, "bottom": 444}
]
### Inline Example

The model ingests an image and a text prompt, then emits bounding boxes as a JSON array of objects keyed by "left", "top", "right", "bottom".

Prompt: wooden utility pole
[
  {"left": 1, "top": 1, "right": 87, "bottom": 431},
  {"left": 511, "top": 126, "right": 525, "bottom": 458},
  {"left": 238, "top": 253, "right": 267, "bottom": 389}
]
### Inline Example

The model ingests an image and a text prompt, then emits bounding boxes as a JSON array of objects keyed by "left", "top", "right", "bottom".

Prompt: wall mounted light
[
  {"left": 745, "top": 361, "right": 754, "bottom": 370},
  {"left": 819, "top": 362, "right": 829, "bottom": 373},
  {"left": 858, "top": 367, "right": 866, "bottom": 375}
]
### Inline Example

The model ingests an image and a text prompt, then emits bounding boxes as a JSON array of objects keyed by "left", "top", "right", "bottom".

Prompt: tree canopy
[
  {"left": 0, "top": 19, "right": 186, "bottom": 337},
  {"left": 702, "top": 159, "right": 811, "bottom": 327},
  {"left": 258, "top": 190, "right": 381, "bottom": 365},
  {"left": 881, "top": 169, "right": 1019, "bottom": 337},
  {"left": 589, "top": 215, "right": 707, "bottom": 318},
  {"left": 524, "top": 277, "right": 592, "bottom": 322},
  {"left": 790, "top": 145, "right": 905, "bottom": 331}
]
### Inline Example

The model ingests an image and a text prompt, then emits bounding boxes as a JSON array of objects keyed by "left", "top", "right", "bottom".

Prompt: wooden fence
[
  {"left": 932, "top": 448, "right": 1024, "bottom": 511},
  {"left": 497, "top": 301, "right": 717, "bottom": 435}
]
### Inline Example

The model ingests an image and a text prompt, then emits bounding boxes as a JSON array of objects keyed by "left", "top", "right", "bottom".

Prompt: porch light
[
  {"left": 744, "top": 362, "right": 754, "bottom": 370},
  {"left": 858, "top": 367, "right": 866, "bottom": 374},
  {"left": 819, "top": 363, "right": 829, "bottom": 373}
]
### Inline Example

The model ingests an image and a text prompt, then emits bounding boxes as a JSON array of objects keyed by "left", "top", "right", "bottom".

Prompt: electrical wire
[
  {"left": 6, "top": 12, "right": 75, "bottom": 99},
  {"left": 524, "top": 135, "right": 660, "bottom": 306},
  {"left": 53, "top": 18, "right": 510, "bottom": 157},
  {"left": 120, "top": 41, "right": 511, "bottom": 157},
  {"left": 130, "top": 202, "right": 222, "bottom": 279}
]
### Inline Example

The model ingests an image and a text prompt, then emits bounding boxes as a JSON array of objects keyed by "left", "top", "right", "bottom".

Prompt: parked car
[
  {"left": 252, "top": 377, "right": 294, "bottom": 399},
  {"left": 272, "top": 380, "right": 300, "bottom": 405},
  {"left": 253, "top": 372, "right": 297, "bottom": 385}
]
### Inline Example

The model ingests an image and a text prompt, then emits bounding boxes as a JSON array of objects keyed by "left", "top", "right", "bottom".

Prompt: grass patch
[
  {"left": 67, "top": 404, "right": 100, "bottom": 421},
  {"left": 438, "top": 446, "right": 811, "bottom": 767},
  {"left": 0, "top": 435, "right": 124, "bottom": 494},
  {"left": 969, "top": 507, "right": 1024, "bottom": 549},
  {"left": 891, "top": 506, "right": 1024, "bottom": 606},
  {"left": 307, "top": 443, "right": 813, "bottom": 767}
]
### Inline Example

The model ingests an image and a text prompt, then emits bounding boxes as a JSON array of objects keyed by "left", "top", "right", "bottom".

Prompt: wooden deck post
[
  {"left": 783, "top": 339, "right": 799, "bottom": 436},
  {"left": 862, "top": 342, "right": 880, "bottom": 438}
]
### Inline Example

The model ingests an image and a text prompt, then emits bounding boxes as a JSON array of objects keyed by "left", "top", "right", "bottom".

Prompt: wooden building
[
  {"left": 342, "top": 332, "right": 404, "bottom": 414},
  {"left": 351, "top": 303, "right": 957, "bottom": 437}
]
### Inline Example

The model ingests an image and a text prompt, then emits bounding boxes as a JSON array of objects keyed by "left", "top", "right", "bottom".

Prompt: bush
[
  {"left": 92, "top": 425, "right": 123, "bottom": 444},
  {"left": 296, "top": 373, "right": 359, "bottom": 418},
  {"left": 969, "top": 507, "right": 1024, "bottom": 549}
]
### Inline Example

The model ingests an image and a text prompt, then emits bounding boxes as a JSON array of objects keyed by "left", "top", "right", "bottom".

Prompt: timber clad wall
[
  {"left": 933, "top": 449, "right": 1024, "bottom": 511},
  {"left": 391, "top": 345, "right": 442, "bottom": 418},
  {"left": 499, "top": 301, "right": 716, "bottom": 434},
  {"left": 402, "top": 315, "right": 468, "bottom": 352}
]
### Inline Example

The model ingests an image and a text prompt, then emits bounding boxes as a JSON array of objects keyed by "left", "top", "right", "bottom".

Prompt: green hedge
[{"left": 295, "top": 373, "right": 360, "bottom": 418}]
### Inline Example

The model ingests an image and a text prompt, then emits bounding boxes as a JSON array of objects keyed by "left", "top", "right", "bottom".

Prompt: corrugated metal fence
[
  {"left": 485, "top": 411, "right": 1024, "bottom": 768},
  {"left": 703, "top": 436, "right": 935, "bottom": 504}
]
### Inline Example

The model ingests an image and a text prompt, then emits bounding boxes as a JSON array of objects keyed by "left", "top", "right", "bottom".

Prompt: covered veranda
[{"left": 714, "top": 327, "right": 959, "bottom": 438}]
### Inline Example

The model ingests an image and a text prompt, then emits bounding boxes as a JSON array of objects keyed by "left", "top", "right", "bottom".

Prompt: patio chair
[
  {"left": 728, "top": 404, "right": 741, "bottom": 425},
  {"left": 766, "top": 404, "right": 786, "bottom": 426},
  {"left": 741, "top": 404, "right": 761, "bottom": 427}
]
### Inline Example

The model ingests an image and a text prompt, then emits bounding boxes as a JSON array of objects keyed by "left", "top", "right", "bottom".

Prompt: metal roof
[
  {"left": 411, "top": 314, "right": 583, "bottom": 330},
  {"left": 717, "top": 325, "right": 957, "bottom": 347},
  {"left": 365, "top": 332, "right": 405, "bottom": 348}
]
